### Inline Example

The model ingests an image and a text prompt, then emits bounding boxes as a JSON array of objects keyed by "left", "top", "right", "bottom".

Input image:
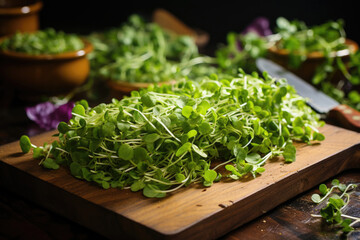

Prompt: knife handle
[{"left": 328, "top": 104, "right": 360, "bottom": 132}]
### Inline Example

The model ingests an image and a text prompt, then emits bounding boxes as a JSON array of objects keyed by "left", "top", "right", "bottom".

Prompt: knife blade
[{"left": 256, "top": 57, "right": 360, "bottom": 132}]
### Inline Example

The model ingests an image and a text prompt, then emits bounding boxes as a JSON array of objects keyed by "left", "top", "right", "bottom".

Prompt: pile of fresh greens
[
  {"left": 20, "top": 71, "right": 324, "bottom": 198},
  {"left": 0, "top": 28, "right": 84, "bottom": 55},
  {"left": 311, "top": 179, "right": 359, "bottom": 234},
  {"left": 87, "top": 14, "right": 216, "bottom": 84}
]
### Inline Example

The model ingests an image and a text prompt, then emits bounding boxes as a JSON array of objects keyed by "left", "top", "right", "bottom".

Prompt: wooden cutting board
[{"left": 0, "top": 124, "right": 360, "bottom": 240}]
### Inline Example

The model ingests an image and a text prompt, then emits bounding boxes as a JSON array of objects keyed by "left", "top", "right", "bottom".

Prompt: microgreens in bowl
[
  {"left": 0, "top": 28, "right": 84, "bottom": 55},
  {"left": 216, "top": 17, "right": 360, "bottom": 111}
]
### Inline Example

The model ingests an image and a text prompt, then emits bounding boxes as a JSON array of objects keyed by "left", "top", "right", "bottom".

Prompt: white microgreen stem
[
  {"left": 339, "top": 184, "right": 358, "bottom": 198},
  {"left": 39, "top": 145, "right": 53, "bottom": 165},
  {"left": 212, "top": 158, "right": 236, "bottom": 170},
  {"left": 124, "top": 106, "right": 158, "bottom": 131},
  {"left": 349, "top": 218, "right": 360, "bottom": 227},
  {"left": 54, "top": 147, "right": 69, "bottom": 155},
  {"left": 153, "top": 117, "right": 181, "bottom": 142},
  {"left": 99, "top": 145, "right": 117, "bottom": 154},
  {"left": 105, "top": 137, "right": 142, "bottom": 143},
  {"left": 148, "top": 171, "right": 193, "bottom": 194},
  {"left": 71, "top": 112, "right": 86, "bottom": 119},
  {"left": 257, "top": 152, "right": 273, "bottom": 166},
  {"left": 315, "top": 186, "right": 337, "bottom": 203}
]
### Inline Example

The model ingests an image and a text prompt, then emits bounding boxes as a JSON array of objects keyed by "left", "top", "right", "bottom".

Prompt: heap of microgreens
[
  {"left": 20, "top": 71, "right": 325, "bottom": 198},
  {"left": 311, "top": 179, "right": 359, "bottom": 234}
]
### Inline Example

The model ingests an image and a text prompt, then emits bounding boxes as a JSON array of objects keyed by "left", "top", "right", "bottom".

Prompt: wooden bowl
[
  {"left": 107, "top": 79, "right": 175, "bottom": 98},
  {"left": 0, "top": 0, "right": 43, "bottom": 37},
  {"left": 0, "top": 38, "right": 93, "bottom": 95},
  {"left": 266, "top": 38, "right": 359, "bottom": 83}
]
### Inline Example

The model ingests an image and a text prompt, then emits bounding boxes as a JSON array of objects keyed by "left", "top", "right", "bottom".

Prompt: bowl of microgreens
[
  {"left": 87, "top": 14, "right": 216, "bottom": 97},
  {"left": 266, "top": 17, "right": 359, "bottom": 85},
  {"left": 0, "top": 0, "right": 43, "bottom": 36},
  {"left": 0, "top": 28, "right": 93, "bottom": 95},
  {"left": 215, "top": 16, "right": 360, "bottom": 112}
]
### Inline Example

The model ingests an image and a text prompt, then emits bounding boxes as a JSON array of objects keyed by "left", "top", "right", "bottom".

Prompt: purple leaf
[
  {"left": 241, "top": 17, "right": 272, "bottom": 37},
  {"left": 26, "top": 101, "right": 75, "bottom": 130}
]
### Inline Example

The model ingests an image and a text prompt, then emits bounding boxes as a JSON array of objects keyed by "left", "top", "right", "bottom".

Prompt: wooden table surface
[{"left": 0, "top": 86, "right": 359, "bottom": 240}]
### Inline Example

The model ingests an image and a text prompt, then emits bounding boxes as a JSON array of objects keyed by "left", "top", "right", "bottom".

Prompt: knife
[{"left": 256, "top": 57, "right": 360, "bottom": 132}]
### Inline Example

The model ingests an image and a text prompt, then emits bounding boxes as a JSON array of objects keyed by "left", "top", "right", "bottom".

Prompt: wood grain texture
[{"left": 0, "top": 124, "right": 360, "bottom": 240}]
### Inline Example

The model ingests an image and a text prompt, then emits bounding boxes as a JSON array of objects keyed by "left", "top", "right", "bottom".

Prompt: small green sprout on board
[
  {"left": 19, "top": 72, "right": 325, "bottom": 198},
  {"left": 311, "top": 179, "right": 359, "bottom": 234}
]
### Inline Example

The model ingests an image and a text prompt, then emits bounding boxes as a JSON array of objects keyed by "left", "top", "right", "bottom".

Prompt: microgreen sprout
[
  {"left": 19, "top": 72, "right": 324, "bottom": 198},
  {"left": 311, "top": 179, "right": 359, "bottom": 234}
]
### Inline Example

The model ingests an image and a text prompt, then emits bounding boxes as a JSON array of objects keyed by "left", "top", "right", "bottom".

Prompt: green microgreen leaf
[
  {"left": 182, "top": 106, "right": 193, "bottom": 119},
  {"left": 198, "top": 122, "right": 212, "bottom": 135},
  {"left": 203, "top": 169, "right": 217, "bottom": 186},
  {"left": 176, "top": 142, "right": 192, "bottom": 157},
  {"left": 58, "top": 122, "right": 70, "bottom": 134},
  {"left": 32, "top": 147, "right": 44, "bottom": 159},
  {"left": 118, "top": 144, "right": 134, "bottom": 160},
  {"left": 42, "top": 158, "right": 60, "bottom": 170},
  {"left": 283, "top": 143, "right": 296, "bottom": 163},
  {"left": 245, "top": 153, "right": 261, "bottom": 164},
  {"left": 70, "top": 161, "right": 82, "bottom": 178},
  {"left": 319, "top": 184, "right": 329, "bottom": 195},
  {"left": 143, "top": 184, "right": 166, "bottom": 198},
  {"left": 197, "top": 100, "right": 211, "bottom": 115},
  {"left": 187, "top": 129, "right": 197, "bottom": 139},
  {"left": 175, "top": 173, "right": 186, "bottom": 183},
  {"left": 141, "top": 93, "right": 156, "bottom": 107},
  {"left": 192, "top": 144, "right": 208, "bottom": 158},
  {"left": 19, "top": 135, "right": 32, "bottom": 153},
  {"left": 72, "top": 104, "right": 86, "bottom": 116},
  {"left": 311, "top": 193, "right": 321, "bottom": 203},
  {"left": 130, "top": 180, "right": 145, "bottom": 192},
  {"left": 143, "top": 133, "right": 160, "bottom": 143},
  {"left": 133, "top": 147, "right": 149, "bottom": 163}
]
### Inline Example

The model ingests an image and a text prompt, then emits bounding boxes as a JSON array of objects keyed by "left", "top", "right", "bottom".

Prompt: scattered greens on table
[
  {"left": 311, "top": 179, "right": 359, "bottom": 234},
  {"left": 215, "top": 17, "right": 360, "bottom": 111},
  {"left": 87, "top": 14, "right": 216, "bottom": 84},
  {"left": 0, "top": 28, "right": 84, "bottom": 55},
  {"left": 19, "top": 71, "right": 325, "bottom": 198}
]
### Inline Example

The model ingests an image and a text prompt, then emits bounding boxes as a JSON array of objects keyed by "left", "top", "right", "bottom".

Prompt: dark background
[{"left": 38, "top": 0, "right": 360, "bottom": 53}]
